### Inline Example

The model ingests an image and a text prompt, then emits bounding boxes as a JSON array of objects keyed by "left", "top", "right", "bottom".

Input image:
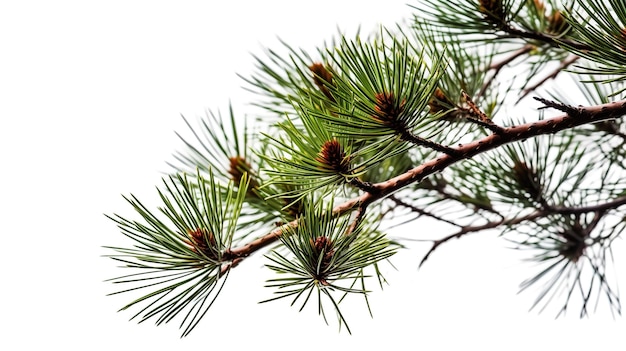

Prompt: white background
[{"left": 1, "top": 1, "right": 625, "bottom": 350}]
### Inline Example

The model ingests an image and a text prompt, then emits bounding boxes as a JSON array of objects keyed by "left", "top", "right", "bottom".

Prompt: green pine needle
[
  {"left": 261, "top": 197, "right": 398, "bottom": 332},
  {"left": 105, "top": 170, "right": 249, "bottom": 337}
]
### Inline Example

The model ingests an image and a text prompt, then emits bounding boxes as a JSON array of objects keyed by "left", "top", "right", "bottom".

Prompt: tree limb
[{"left": 223, "top": 99, "right": 626, "bottom": 266}]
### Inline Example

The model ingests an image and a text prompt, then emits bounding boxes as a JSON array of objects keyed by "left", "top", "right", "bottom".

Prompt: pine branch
[
  {"left": 371, "top": 99, "right": 626, "bottom": 197},
  {"left": 222, "top": 99, "right": 626, "bottom": 264},
  {"left": 107, "top": 2, "right": 626, "bottom": 334}
]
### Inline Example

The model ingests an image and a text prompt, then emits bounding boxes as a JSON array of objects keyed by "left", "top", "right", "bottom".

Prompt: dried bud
[
  {"left": 310, "top": 236, "right": 335, "bottom": 272},
  {"left": 512, "top": 161, "right": 542, "bottom": 200},
  {"left": 228, "top": 156, "right": 259, "bottom": 191},
  {"left": 547, "top": 10, "right": 569, "bottom": 34},
  {"left": 532, "top": 0, "right": 545, "bottom": 13},
  {"left": 186, "top": 228, "right": 217, "bottom": 258},
  {"left": 428, "top": 88, "right": 453, "bottom": 114},
  {"left": 479, "top": 0, "right": 505, "bottom": 24},
  {"left": 616, "top": 28, "right": 626, "bottom": 51},
  {"left": 309, "top": 63, "right": 335, "bottom": 101},
  {"left": 311, "top": 236, "right": 333, "bottom": 253},
  {"left": 373, "top": 91, "right": 406, "bottom": 124},
  {"left": 316, "top": 139, "right": 350, "bottom": 173},
  {"left": 557, "top": 222, "right": 588, "bottom": 263}
]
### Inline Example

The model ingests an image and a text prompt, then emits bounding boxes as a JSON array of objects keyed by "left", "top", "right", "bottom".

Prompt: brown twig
[
  {"left": 387, "top": 194, "right": 460, "bottom": 227},
  {"left": 219, "top": 257, "right": 243, "bottom": 277},
  {"left": 419, "top": 194, "right": 626, "bottom": 267},
  {"left": 420, "top": 179, "right": 502, "bottom": 217},
  {"left": 503, "top": 25, "right": 591, "bottom": 51},
  {"left": 477, "top": 44, "right": 535, "bottom": 100},
  {"left": 345, "top": 204, "right": 368, "bottom": 236},
  {"left": 398, "top": 128, "right": 460, "bottom": 156},
  {"left": 223, "top": 99, "right": 626, "bottom": 267},
  {"left": 518, "top": 54, "right": 580, "bottom": 103},
  {"left": 349, "top": 177, "right": 379, "bottom": 194},
  {"left": 419, "top": 211, "right": 544, "bottom": 267},
  {"left": 546, "top": 195, "right": 626, "bottom": 215}
]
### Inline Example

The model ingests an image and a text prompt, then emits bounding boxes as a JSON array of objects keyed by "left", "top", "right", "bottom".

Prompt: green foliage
[
  {"left": 105, "top": 171, "right": 249, "bottom": 336},
  {"left": 106, "top": 0, "right": 626, "bottom": 336},
  {"left": 561, "top": 0, "right": 626, "bottom": 91},
  {"left": 263, "top": 198, "right": 398, "bottom": 332}
]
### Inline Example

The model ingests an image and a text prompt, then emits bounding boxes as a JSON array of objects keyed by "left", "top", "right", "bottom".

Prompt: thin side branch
[
  {"left": 349, "top": 178, "right": 379, "bottom": 194},
  {"left": 503, "top": 25, "right": 591, "bottom": 51},
  {"left": 388, "top": 195, "right": 460, "bottom": 227},
  {"left": 546, "top": 195, "right": 626, "bottom": 215},
  {"left": 518, "top": 54, "right": 580, "bottom": 103},
  {"left": 477, "top": 44, "right": 535, "bottom": 100},
  {"left": 419, "top": 194, "right": 626, "bottom": 267},
  {"left": 399, "top": 128, "right": 460, "bottom": 156},
  {"left": 220, "top": 258, "right": 243, "bottom": 276},
  {"left": 419, "top": 211, "right": 545, "bottom": 267},
  {"left": 345, "top": 204, "right": 368, "bottom": 236}
]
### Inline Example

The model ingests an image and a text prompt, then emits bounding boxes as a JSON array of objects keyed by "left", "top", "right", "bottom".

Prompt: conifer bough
[{"left": 106, "top": 0, "right": 626, "bottom": 336}]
